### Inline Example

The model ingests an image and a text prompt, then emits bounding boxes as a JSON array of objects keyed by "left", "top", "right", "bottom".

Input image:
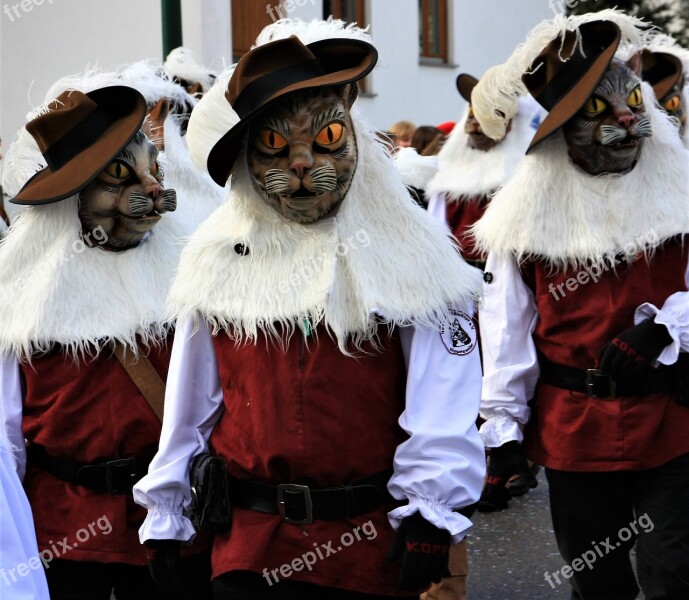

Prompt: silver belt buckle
[
  {"left": 586, "top": 369, "right": 616, "bottom": 399},
  {"left": 277, "top": 483, "right": 313, "bottom": 525}
]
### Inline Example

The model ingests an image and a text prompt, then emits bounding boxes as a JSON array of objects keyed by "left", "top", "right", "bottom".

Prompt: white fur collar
[
  {"left": 473, "top": 84, "right": 689, "bottom": 267},
  {"left": 426, "top": 104, "right": 535, "bottom": 201},
  {"left": 168, "top": 117, "right": 483, "bottom": 350},
  {"left": 394, "top": 148, "right": 439, "bottom": 191},
  {"left": 0, "top": 196, "right": 188, "bottom": 358}
]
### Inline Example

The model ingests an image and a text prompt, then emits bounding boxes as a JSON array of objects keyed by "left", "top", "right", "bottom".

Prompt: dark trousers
[
  {"left": 545, "top": 452, "right": 689, "bottom": 600},
  {"left": 45, "top": 550, "right": 212, "bottom": 600},
  {"left": 213, "top": 570, "right": 414, "bottom": 600}
]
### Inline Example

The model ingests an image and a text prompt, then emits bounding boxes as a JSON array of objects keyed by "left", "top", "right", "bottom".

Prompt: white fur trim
[
  {"left": 473, "top": 84, "right": 689, "bottom": 267},
  {"left": 394, "top": 148, "right": 438, "bottom": 191},
  {"left": 426, "top": 97, "right": 538, "bottom": 200},
  {"left": 169, "top": 114, "right": 483, "bottom": 350},
  {"left": 164, "top": 47, "right": 216, "bottom": 92},
  {"left": 471, "top": 10, "right": 649, "bottom": 141}
]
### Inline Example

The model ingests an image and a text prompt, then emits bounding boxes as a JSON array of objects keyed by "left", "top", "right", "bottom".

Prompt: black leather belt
[
  {"left": 228, "top": 470, "right": 393, "bottom": 525},
  {"left": 538, "top": 353, "right": 679, "bottom": 399},
  {"left": 27, "top": 444, "right": 149, "bottom": 495}
]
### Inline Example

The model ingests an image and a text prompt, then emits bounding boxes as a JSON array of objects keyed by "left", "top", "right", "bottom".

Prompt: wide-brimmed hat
[
  {"left": 12, "top": 86, "right": 146, "bottom": 205},
  {"left": 205, "top": 35, "right": 377, "bottom": 186},
  {"left": 522, "top": 20, "right": 621, "bottom": 152},
  {"left": 641, "top": 49, "right": 683, "bottom": 101},
  {"left": 456, "top": 73, "right": 478, "bottom": 103}
]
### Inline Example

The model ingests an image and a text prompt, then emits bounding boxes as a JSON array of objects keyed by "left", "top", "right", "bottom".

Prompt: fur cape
[
  {"left": 472, "top": 83, "right": 689, "bottom": 268},
  {"left": 0, "top": 196, "right": 188, "bottom": 359},
  {"left": 172, "top": 19, "right": 483, "bottom": 350},
  {"left": 426, "top": 97, "right": 540, "bottom": 201}
]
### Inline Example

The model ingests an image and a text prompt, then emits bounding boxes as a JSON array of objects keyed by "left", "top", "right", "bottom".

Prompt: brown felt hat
[
  {"left": 207, "top": 35, "right": 377, "bottom": 186},
  {"left": 12, "top": 86, "right": 147, "bottom": 205},
  {"left": 456, "top": 73, "right": 478, "bottom": 103},
  {"left": 641, "top": 49, "right": 683, "bottom": 101},
  {"left": 523, "top": 20, "right": 621, "bottom": 153}
]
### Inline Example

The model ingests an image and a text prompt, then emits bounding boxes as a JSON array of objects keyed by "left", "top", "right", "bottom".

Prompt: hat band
[
  {"left": 43, "top": 106, "right": 114, "bottom": 172},
  {"left": 232, "top": 59, "right": 327, "bottom": 118},
  {"left": 535, "top": 38, "right": 605, "bottom": 112}
]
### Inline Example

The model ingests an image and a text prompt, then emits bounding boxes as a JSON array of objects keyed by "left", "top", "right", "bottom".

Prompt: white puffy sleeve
[
  {"left": 0, "top": 352, "right": 26, "bottom": 479},
  {"left": 133, "top": 316, "right": 224, "bottom": 543},
  {"left": 634, "top": 257, "right": 689, "bottom": 365},
  {"left": 478, "top": 253, "right": 539, "bottom": 447},
  {"left": 387, "top": 304, "right": 485, "bottom": 544},
  {"left": 0, "top": 444, "right": 50, "bottom": 599}
]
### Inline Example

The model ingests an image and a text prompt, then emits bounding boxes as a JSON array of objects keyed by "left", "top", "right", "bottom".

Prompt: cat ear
[
  {"left": 142, "top": 98, "right": 170, "bottom": 152},
  {"left": 626, "top": 52, "right": 642, "bottom": 77},
  {"left": 337, "top": 83, "right": 359, "bottom": 110}
]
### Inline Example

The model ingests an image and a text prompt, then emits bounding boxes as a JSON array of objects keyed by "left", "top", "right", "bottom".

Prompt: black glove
[
  {"left": 388, "top": 512, "right": 451, "bottom": 592},
  {"left": 145, "top": 539, "right": 183, "bottom": 598},
  {"left": 599, "top": 319, "right": 672, "bottom": 379},
  {"left": 477, "top": 441, "right": 537, "bottom": 512}
]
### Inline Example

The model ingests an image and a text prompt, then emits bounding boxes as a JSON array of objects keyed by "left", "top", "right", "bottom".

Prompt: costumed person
[
  {"left": 641, "top": 34, "right": 688, "bottom": 146},
  {"left": 164, "top": 46, "right": 217, "bottom": 98},
  {"left": 411, "top": 72, "right": 540, "bottom": 600},
  {"left": 425, "top": 73, "right": 540, "bottom": 271},
  {"left": 133, "top": 18, "right": 486, "bottom": 600},
  {"left": 472, "top": 10, "right": 689, "bottom": 599},
  {"left": 0, "top": 85, "right": 212, "bottom": 599}
]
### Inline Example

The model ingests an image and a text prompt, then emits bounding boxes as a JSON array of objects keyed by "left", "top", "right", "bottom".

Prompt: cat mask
[
  {"left": 246, "top": 85, "right": 358, "bottom": 223},
  {"left": 78, "top": 130, "right": 177, "bottom": 251},
  {"left": 642, "top": 50, "right": 686, "bottom": 137}
]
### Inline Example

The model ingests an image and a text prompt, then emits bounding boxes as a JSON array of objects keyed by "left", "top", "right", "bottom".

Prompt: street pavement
[{"left": 466, "top": 470, "right": 645, "bottom": 600}]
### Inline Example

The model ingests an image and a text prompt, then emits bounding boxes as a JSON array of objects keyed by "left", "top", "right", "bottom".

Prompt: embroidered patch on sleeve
[{"left": 439, "top": 309, "right": 477, "bottom": 356}]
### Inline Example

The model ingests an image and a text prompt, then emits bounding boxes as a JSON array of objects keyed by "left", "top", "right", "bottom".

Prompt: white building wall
[{"left": 0, "top": 0, "right": 554, "bottom": 150}]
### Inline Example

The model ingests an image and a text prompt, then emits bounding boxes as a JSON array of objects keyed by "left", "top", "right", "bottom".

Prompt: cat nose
[
  {"left": 615, "top": 111, "right": 635, "bottom": 128},
  {"left": 290, "top": 159, "right": 313, "bottom": 179},
  {"left": 145, "top": 179, "right": 162, "bottom": 200}
]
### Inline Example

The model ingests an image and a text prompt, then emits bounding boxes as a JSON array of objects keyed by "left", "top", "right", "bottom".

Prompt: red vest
[
  {"left": 519, "top": 238, "right": 689, "bottom": 471},
  {"left": 21, "top": 340, "right": 171, "bottom": 564},
  {"left": 445, "top": 195, "right": 489, "bottom": 263},
  {"left": 209, "top": 325, "right": 415, "bottom": 596}
]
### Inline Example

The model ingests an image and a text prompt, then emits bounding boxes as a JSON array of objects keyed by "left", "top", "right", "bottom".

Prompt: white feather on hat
[
  {"left": 164, "top": 47, "right": 217, "bottom": 92},
  {"left": 471, "top": 9, "right": 650, "bottom": 141}
]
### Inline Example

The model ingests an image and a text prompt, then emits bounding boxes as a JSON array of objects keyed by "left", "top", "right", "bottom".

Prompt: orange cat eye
[
  {"left": 664, "top": 94, "right": 681, "bottom": 113},
  {"left": 315, "top": 122, "right": 345, "bottom": 146},
  {"left": 259, "top": 129, "right": 288, "bottom": 150},
  {"left": 104, "top": 161, "right": 131, "bottom": 180}
]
